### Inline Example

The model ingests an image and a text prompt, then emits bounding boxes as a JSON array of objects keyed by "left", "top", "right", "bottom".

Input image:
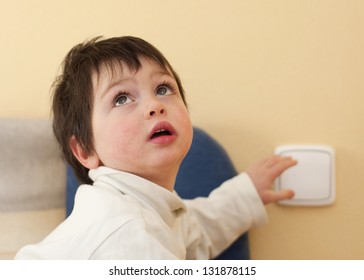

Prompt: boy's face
[{"left": 75, "top": 58, "right": 193, "bottom": 190}]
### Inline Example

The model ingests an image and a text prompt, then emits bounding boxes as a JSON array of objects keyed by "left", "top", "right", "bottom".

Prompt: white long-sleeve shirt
[{"left": 15, "top": 166, "right": 268, "bottom": 259}]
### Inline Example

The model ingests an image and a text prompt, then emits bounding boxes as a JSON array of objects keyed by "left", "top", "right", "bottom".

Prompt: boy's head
[{"left": 52, "top": 36, "right": 191, "bottom": 185}]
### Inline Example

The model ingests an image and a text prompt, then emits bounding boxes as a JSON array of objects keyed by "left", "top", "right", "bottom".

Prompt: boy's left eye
[{"left": 156, "top": 85, "right": 173, "bottom": 96}]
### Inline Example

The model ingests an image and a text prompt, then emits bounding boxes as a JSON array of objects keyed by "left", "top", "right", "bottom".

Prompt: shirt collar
[{"left": 89, "top": 166, "right": 186, "bottom": 227}]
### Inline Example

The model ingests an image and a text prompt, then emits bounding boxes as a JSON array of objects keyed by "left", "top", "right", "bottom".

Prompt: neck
[
  {"left": 139, "top": 167, "right": 179, "bottom": 192},
  {"left": 146, "top": 174, "right": 177, "bottom": 192}
]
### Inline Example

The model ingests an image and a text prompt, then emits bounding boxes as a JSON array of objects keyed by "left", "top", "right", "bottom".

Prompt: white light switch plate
[{"left": 275, "top": 145, "right": 335, "bottom": 206}]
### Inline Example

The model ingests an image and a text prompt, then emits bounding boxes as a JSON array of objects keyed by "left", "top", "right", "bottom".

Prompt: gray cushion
[{"left": 0, "top": 119, "right": 66, "bottom": 212}]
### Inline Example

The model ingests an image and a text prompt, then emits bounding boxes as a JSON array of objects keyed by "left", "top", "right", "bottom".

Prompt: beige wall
[{"left": 1, "top": 0, "right": 363, "bottom": 259}]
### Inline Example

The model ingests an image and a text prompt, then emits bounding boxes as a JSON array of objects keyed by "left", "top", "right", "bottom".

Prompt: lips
[
  {"left": 148, "top": 121, "right": 176, "bottom": 143},
  {"left": 150, "top": 129, "right": 172, "bottom": 139}
]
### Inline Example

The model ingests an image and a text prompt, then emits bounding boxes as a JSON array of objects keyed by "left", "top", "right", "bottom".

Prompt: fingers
[
  {"left": 270, "top": 156, "right": 297, "bottom": 178},
  {"left": 247, "top": 155, "right": 298, "bottom": 204},
  {"left": 253, "top": 155, "right": 297, "bottom": 182},
  {"left": 263, "top": 155, "right": 283, "bottom": 167},
  {"left": 262, "top": 189, "right": 295, "bottom": 204}
]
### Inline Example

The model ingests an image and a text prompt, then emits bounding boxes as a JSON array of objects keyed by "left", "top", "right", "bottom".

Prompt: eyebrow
[
  {"left": 95, "top": 76, "right": 123, "bottom": 101},
  {"left": 94, "top": 65, "right": 131, "bottom": 100},
  {"left": 96, "top": 67, "right": 174, "bottom": 100}
]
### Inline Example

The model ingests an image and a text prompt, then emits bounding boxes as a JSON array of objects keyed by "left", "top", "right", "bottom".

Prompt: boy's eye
[
  {"left": 115, "top": 94, "right": 132, "bottom": 106},
  {"left": 156, "top": 85, "right": 173, "bottom": 96}
]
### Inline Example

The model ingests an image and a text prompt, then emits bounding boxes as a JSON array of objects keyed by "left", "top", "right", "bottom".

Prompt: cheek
[
  {"left": 176, "top": 105, "right": 192, "bottom": 129},
  {"left": 93, "top": 118, "right": 141, "bottom": 159},
  {"left": 175, "top": 106, "right": 193, "bottom": 147}
]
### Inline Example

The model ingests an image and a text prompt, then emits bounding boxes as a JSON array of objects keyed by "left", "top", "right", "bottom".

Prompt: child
[{"left": 15, "top": 36, "right": 296, "bottom": 259}]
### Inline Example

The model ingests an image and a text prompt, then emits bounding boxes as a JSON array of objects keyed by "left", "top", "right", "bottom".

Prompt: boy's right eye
[{"left": 114, "top": 93, "right": 132, "bottom": 107}]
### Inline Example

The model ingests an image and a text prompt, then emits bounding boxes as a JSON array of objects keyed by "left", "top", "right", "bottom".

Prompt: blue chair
[{"left": 66, "top": 127, "right": 250, "bottom": 259}]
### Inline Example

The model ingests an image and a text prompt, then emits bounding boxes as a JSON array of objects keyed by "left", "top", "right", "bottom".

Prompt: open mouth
[
  {"left": 148, "top": 122, "right": 176, "bottom": 142},
  {"left": 151, "top": 129, "right": 172, "bottom": 139}
]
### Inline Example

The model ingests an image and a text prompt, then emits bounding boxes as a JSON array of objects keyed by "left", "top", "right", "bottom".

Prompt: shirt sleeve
[{"left": 181, "top": 172, "right": 268, "bottom": 259}]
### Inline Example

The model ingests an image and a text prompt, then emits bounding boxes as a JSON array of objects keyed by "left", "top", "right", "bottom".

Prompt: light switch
[{"left": 275, "top": 145, "right": 335, "bottom": 206}]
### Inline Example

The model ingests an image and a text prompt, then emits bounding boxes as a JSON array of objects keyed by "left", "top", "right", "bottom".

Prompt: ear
[{"left": 69, "top": 135, "right": 100, "bottom": 169}]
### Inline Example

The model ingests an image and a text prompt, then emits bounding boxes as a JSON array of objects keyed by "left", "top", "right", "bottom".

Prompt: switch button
[{"left": 275, "top": 145, "right": 335, "bottom": 206}]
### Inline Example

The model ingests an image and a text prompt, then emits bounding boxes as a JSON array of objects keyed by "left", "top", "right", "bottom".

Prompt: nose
[
  {"left": 145, "top": 98, "right": 166, "bottom": 119},
  {"left": 149, "top": 108, "right": 165, "bottom": 116}
]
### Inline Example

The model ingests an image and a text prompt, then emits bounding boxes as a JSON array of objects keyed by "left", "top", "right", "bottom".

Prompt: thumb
[{"left": 262, "top": 189, "right": 295, "bottom": 204}]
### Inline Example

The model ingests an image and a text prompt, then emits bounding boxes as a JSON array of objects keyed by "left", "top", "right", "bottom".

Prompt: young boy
[{"left": 15, "top": 36, "right": 296, "bottom": 259}]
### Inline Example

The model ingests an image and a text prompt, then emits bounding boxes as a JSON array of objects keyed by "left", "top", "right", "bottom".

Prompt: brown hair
[{"left": 52, "top": 36, "right": 186, "bottom": 184}]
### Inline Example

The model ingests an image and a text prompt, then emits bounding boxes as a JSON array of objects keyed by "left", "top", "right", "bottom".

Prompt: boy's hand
[{"left": 247, "top": 155, "right": 297, "bottom": 204}]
